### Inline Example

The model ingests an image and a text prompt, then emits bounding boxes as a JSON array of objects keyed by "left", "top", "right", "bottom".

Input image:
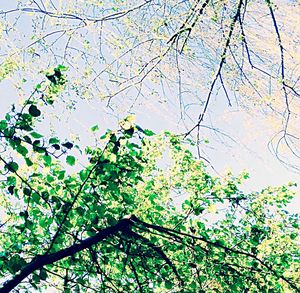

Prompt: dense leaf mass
[{"left": 0, "top": 90, "right": 299, "bottom": 292}]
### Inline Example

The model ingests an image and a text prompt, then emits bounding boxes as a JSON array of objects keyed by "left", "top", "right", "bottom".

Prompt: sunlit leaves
[
  {"left": 0, "top": 104, "right": 299, "bottom": 292},
  {"left": 0, "top": 58, "right": 20, "bottom": 82}
]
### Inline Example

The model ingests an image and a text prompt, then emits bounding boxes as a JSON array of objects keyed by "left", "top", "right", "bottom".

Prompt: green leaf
[
  {"left": 0, "top": 120, "right": 8, "bottom": 131},
  {"left": 43, "top": 155, "right": 52, "bottom": 166},
  {"left": 46, "top": 175, "right": 55, "bottom": 183},
  {"left": 40, "top": 218, "right": 49, "bottom": 228},
  {"left": 66, "top": 155, "right": 76, "bottom": 166},
  {"left": 46, "top": 74, "right": 57, "bottom": 84},
  {"left": 91, "top": 124, "right": 99, "bottom": 132},
  {"left": 23, "top": 188, "right": 31, "bottom": 196},
  {"left": 290, "top": 233, "right": 298, "bottom": 240},
  {"left": 25, "top": 157, "right": 33, "bottom": 166},
  {"left": 52, "top": 144, "right": 60, "bottom": 150},
  {"left": 57, "top": 64, "right": 68, "bottom": 71},
  {"left": 32, "top": 274, "right": 41, "bottom": 284},
  {"left": 10, "top": 137, "right": 21, "bottom": 148},
  {"left": 8, "top": 185, "right": 14, "bottom": 195},
  {"left": 76, "top": 206, "right": 85, "bottom": 216},
  {"left": 23, "top": 135, "right": 32, "bottom": 144},
  {"left": 28, "top": 105, "right": 41, "bottom": 117},
  {"left": 58, "top": 170, "right": 65, "bottom": 180},
  {"left": 49, "top": 137, "right": 60, "bottom": 144},
  {"left": 54, "top": 68, "right": 62, "bottom": 78},
  {"left": 30, "top": 132, "right": 43, "bottom": 139},
  {"left": 124, "top": 127, "right": 134, "bottom": 137},
  {"left": 87, "top": 230, "right": 96, "bottom": 237},
  {"left": 79, "top": 170, "right": 88, "bottom": 181},
  {"left": 16, "top": 145, "right": 28, "bottom": 156},
  {"left": 7, "top": 176, "right": 16, "bottom": 185},
  {"left": 165, "top": 281, "right": 173, "bottom": 289},
  {"left": 32, "top": 193, "right": 40, "bottom": 203},
  {"left": 194, "top": 206, "right": 205, "bottom": 215},
  {"left": 8, "top": 255, "right": 26, "bottom": 273},
  {"left": 143, "top": 129, "right": 155, "bottom": 136}
]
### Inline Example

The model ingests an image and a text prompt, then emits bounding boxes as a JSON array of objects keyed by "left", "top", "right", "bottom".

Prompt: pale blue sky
[
  {"left": 0, "top": 0, "right": 299, "bottom": 215},
  {"left": 0, "top": 76, "right": 299, "bottom": 214}
]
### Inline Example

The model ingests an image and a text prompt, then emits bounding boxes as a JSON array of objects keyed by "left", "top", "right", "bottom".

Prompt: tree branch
[
  {"left": 0, "top": 218, "right": 133, "bottom": 293},
  {"left": 184, "top": 0, "right": 243, "bottom": 139},
  {"left": 131, "top": 217, "right": 299, "bottom": 292}
]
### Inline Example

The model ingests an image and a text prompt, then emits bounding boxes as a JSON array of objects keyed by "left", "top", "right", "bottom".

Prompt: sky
[
  {"left": 0, "top": 1, "right": 299, "bottom": 213},
  {"left": 0, "top": 75, "right": 299, "bottom": 214}
]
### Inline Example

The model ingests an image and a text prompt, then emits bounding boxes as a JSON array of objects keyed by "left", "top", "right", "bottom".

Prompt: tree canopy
[
  {"left": 0, "top": 1, "right": 300, "bottom": 292},
  {"left": 0, "top": 71, "right": 299, "bottom": 292}
]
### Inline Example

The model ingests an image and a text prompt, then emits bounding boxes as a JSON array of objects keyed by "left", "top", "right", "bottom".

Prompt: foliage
[
  {"left": 0, "top": 0, "right": 300, "bottom": 291},
  {"left": 0, "top": 75, "right": 299, "bottom": 292}
]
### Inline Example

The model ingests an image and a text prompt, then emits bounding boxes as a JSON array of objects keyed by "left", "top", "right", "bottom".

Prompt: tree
[
  {"left": 0, "top": 0, "right": 300, "bottom": 169},
  {"left": 0, "top": 71, "right": 299, "bottom": 292}
]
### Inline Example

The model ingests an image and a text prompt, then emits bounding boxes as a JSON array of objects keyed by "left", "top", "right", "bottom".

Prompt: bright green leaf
[{"left": 66, "top": 155, "right": 76, "bottom": 166}]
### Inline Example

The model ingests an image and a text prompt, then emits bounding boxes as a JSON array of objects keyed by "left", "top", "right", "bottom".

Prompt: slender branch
[
  {"left": 0, "top": 1, "right": 152, "bottom": 23},
  {"left": 45, "top": 138, "right": 112, "bottom": 254},
  {"left": 131, "top": 217, "right": 299, "bottom": 292},
  {"left": 168, "top": 0, "right": 210, "bottom": 46},
  {"left": 130, "top": 260, "right": 144, "bottom": 293},
  {"left": 197, "top": 0, "right": 243, "bottom": 124},
  {"left": 185, "top": 0, "right": 243, "bottom": 138},
  {"left": 266, "top": 0, "right": 291, "bottom": 137},
  {"left": 128, "top": 230, "right": 184, "bottom": 287}
]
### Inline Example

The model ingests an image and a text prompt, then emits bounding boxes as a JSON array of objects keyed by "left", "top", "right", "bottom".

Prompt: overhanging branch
[{"left": 0, "top": 218, "right": 133, "bottom": 293}]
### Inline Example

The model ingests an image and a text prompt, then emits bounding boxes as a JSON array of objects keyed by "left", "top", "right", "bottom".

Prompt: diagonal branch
[
  {"left": 185, "top": 0, "right": 243, "bottom": 139},
  {"left": 128, "top": 230, "right": 184, "bottom": 287},
  {"left": 0, "top": 218, "right": 133, "bottom": 293},
  {"left": 197, "top": 0, "right": 243, "bottom": 124},
  {"left": 131, "top": 216, "right": 299, "bottom": 292}
]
